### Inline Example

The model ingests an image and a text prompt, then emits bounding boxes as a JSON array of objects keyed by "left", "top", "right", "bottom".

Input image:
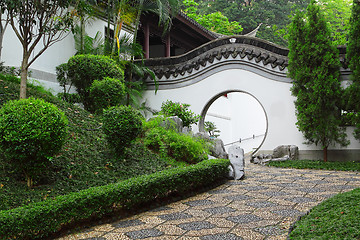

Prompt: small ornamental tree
[
  {"left": 102, "top": 105, "right": 143, "bottom": 155},
  {"left": 0, "top": 98, "right": 68, "bottom": 188},
  {"left": 4, "top": 0, "right": 76, "bottom": 99},
  {"left": 346, "top": 0, "right": 360, "bottom": 139},
  {"left": 288, "top": 0, "right": 348, "bottom": 162},
  {"left": 160, "top": 100, "right": 200, "bottom": 128}
]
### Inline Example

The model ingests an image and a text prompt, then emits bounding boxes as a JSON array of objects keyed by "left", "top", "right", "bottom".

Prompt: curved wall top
[
  {"left": 140, "top": 36, "right": 349, "bottom": 90},
  {"left": 141, "top": 36, "right": 357, "bottom": 155}
]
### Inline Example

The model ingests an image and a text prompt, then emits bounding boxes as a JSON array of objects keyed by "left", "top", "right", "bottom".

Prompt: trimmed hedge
[{"left": 0, "top": 159, "right": 229, "bottom": 240}]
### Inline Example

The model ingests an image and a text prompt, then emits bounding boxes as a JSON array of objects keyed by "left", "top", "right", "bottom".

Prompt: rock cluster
[{"left": 251, "top": 145, "right": 299, "bottom": 165}]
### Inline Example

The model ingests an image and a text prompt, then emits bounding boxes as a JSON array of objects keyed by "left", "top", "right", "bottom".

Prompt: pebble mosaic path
[{"left": 57, "top": 162, "right": 360, "bottom": 240}]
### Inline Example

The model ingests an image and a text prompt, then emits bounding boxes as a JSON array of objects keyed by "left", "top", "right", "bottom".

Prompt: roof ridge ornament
[{"left": 243, "top": 23, "right": 263, "bottom": 38}]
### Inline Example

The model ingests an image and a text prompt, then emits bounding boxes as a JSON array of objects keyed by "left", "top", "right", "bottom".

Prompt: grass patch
[
  {"left": 289, "top": 188, "right": 360, "bottom": 239},
  {"left": 0, "top": 74, "right": 183, "bottom": 211},
  {"left": 268, "top": 160, "right": 360, "bottom": 172}
]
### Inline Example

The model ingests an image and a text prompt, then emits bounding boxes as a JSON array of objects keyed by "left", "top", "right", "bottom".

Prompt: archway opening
[{"left": 200, "top": 91, "right": 268, "bottom": 154}]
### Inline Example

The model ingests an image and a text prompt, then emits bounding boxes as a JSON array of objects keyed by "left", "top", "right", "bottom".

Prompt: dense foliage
[
  {"left": 183, "top": 0, "right": 243, "bottom": 35},
  {"left": 188, "top": 0, "right": 310, "bottom": 46},
  {"left": 160, "top": 100, "right": 200, "bottom": 127},
  {"left": 189, "top": 0, "right": 351, "bottom": 47},
  {"left": 0, "top": 159, "right": 230, "bottom": 240},
  {"left": 287, "top": 0, "right": 348, "bottom": 162},
  {"left": 89, "top": 77, "right": 126, "bottom": 113},
  {"left": 0, "top": 74, "right": 176, "bottom": 211},
  {"left": 66, "top": 54, "right": 124, "bottom": 112},
  {"left": 102, "top": 105, "right": 143, "bottom": 154},
  {"left": 345, "top": 0, "right": 360, "bottom": 139},
  {"left": 144, "top": 121, "right": 210, "bottom": 164},
  {"left": 0, "top": 98, "right": 68, "bottom": 188}
]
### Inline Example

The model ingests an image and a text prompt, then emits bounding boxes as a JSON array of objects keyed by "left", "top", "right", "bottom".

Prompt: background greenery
[{"left": 184, "top": 0, "right": 351, "bottom": 47}]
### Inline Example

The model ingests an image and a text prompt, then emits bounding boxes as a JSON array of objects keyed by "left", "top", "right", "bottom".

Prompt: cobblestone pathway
[{"left": 58, "top": 163, "right": 360, "bottom": 240}]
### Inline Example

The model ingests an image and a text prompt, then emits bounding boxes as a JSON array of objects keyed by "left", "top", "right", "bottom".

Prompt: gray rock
[
  {"left": 273, "top": 145, "right": 298, "bottom": 160},
  {"left": 228, "top": 145, "right": 245, "bottom": 180},
  {"left": 195, "top": 131, "right": 210, "bottom": 141},
  {"left": 289, "top": 145, "right": 299, "bottom": 160},
  {"left": 252, "top": 145, "right": 298, "bottom": 165},
  {"left": 148, "top": 116, "right": 183, "bottom": 132},
  {"left": 271, "top": 155, "right": 290, "bottom": 162},
  {"left": 182, "top": 126, "right": 192, "bottom": 134},
  {"left": 210, "top": 139, "right": 228, "bottom": 159}
]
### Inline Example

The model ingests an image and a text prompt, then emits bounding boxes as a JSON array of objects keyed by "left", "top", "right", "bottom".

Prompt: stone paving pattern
[{"left": 57, "top": 162, "right": 360, "bottom": 240}]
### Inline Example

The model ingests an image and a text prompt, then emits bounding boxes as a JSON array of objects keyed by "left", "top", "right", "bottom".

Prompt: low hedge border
[{"left": 0, "top": 159, "right": 230, "bottom": 240}]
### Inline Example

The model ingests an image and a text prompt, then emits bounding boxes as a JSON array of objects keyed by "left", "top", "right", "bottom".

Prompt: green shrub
[
  {"left": 0, "top": 98, "right": 68, "bottom": 188},
  {"left": 56, "top": 92, "right": 82, "bottom": 103},
  {"left": 0, "top": 159, "right": 229, "bottom": 240},
  {"left": 144, "top": 124, "right": 209, "bottom": 164},
  {"left": 160, "top": 100, "right": 200, "bottom": 127},
  {"left": 66, "top": 54, "right": 124, "bottom": 112},
  {"left": 89, "top": 77, "right": 126, "bottom": 113},
  {"left": 102, "top": 105, "right": 143, "bottom": 154}
]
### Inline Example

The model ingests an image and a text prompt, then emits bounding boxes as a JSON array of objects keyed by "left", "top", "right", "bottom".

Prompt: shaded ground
[{"left": 57, "top": 162, "right": 360, "bottom": 240}]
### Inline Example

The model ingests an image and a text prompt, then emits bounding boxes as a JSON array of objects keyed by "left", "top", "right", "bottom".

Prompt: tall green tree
[
  {"left": 288, "top": 0, "right": 348, "bottom": 162},
  {"left": 4, "top": 0, "right": 76, "bottom": 99},
  {"left": 345, "top": 0, "right": 360, "bottom": 138}
]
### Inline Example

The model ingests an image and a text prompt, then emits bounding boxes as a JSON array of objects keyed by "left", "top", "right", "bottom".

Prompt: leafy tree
[
  {"left": 160, "top": 100, "right": 200, "bottom": 127},
  {"left": 204, "top": 121, "right": 220, "bottom": 138},
  {"left": 72, "top": 0, "right": 98, "bottom": 54},
  {"left": 317, "top": 0, "right": 352, "bottom": 46},
  {"left": 4, "top": 0, "right": 76, "bottom": 99},
  {"left": 345, "top": 0, "right": 360, "bottom": 139},
  {"left": 191, "top": 0, "right": 309, "bottom": 46},
  {"left": 183, "top": 0, "right": 243, "bottom": 35},
  {"left": 73, "top": 26, "right": 105, "bottom": 55},
  {"left": 192, "top": 0, "right": 351, "bottom": 46},
  {"left": 288, "top": 0, "right": 348, "bottom": 162}
]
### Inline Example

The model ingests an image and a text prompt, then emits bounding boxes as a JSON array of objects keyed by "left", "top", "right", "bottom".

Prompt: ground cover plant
[
  {"left": 289, "top": 188, "right": 360, "bottom": 239},
  {"left": 0, "top": 74, "right": 183, "bottom": 211},
  {"left": 267, "top": 159, "right": 360, "bottom": 172}
]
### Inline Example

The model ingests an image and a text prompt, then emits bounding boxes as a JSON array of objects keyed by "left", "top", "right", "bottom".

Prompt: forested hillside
[{"left": 184, "top": 0, "right": 351, "bottom": 47}]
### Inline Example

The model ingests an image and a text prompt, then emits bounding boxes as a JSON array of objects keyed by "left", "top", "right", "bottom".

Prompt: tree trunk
[
  {"left": 19, "top": 54, "right": 29, "bottom": 99},
  {"left": 0, "top": 32, "right": 3, "bottom": 60},
  {"left": 24, "top": 172, "right": 33, "bottom": 188},
  {"left": 323, "top": 146, "right": 328, "bottom": 162},
  {"left": 80, "top": 18, "right": 85, "bottom": 54}
]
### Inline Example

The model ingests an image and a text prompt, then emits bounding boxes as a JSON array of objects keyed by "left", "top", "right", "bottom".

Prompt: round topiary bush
[
  {"left": 102, "top": 105, "right": 143, "bottom": 154},
  {"left": 66, "top": 54, "right": 124, "bottom": 112},
  {"left": 89, "top": 77, "right": 126, "bottom": 113},
  {"left": 0, "top": 98, "right": 68, "bottom": 187}
]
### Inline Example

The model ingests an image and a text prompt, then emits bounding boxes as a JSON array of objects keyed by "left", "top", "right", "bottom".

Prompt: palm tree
[{"left": 132, "top": 0, "right": 181, "bottom": 45}]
